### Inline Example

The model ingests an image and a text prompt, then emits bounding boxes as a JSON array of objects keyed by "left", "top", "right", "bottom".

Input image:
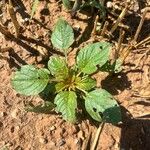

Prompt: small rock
[
  {"left": 106, "top": 1, "right": 113, "bottom": 8},
  {"left": 39, "top": 137, "right": 48, "bottom": 144},
  {"left": 50, "top": 126, "right": 56, "bottom": 131},
  {"left": 11, "top": 109, "right": 19, "bottom": 119},
  {"left": 0, "top": 112, "right": 6, "bottom": 117},
  {"left": 57, "top": 139, "right": 66, "bottom": 147}
]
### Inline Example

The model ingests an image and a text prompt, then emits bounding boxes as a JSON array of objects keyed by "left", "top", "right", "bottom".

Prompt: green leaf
[
  {"left": 76, "top": 42, "right": 111, "bottom": 74},
  {"left": 54, "top": 91, "right": 77, "bottom": 123},
  {"left": 51, "top": 19, "right": 74, "bottom": 54},
  {"left": 55, "top": 82, "right": 67, "bottom": 92},
  {"left": 84, "top": 89, "right": 121, "bottom": 123},
  {"left": 75, "top": 76, "right": 96, "bottom": 91},
  {"left": 62, "top": 0, "right": 72, "bottom": 10},
  {"left": 48, "top": 56, "right": 68, "bottom": 80},
  {"left": 26, "top": 101, "right": 55, "bottom": 114},
  {"left": 11, "top": 65, "right": 49, "bottom": 96},
  {"left": 30, "top": 0, "right": 39, "bottom": 19}
]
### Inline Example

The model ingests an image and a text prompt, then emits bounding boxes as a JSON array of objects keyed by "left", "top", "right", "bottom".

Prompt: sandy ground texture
[{"left": 0, "top": 0, "right": 150, "bottom": 150}]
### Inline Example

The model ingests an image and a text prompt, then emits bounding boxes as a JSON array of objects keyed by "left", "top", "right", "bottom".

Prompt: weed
[{"left": 11, "top": 19, "right": 121, "bottom": 124}]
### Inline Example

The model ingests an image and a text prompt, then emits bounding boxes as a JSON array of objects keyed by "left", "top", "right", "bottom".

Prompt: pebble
[
  {"left": 0, "top": 112, "right": 5, "bottom": 117},
  {"left": 50, "top": 126, "right": 56, "bottom": 131},
  {"left": 39, "top": 137, "right": 48, "bottom": 144},
  {"left": 106, "top": 1, "right": 113, "bottom": 8},
  {"left": 57, "top": 139, "right": 66, "bottom": 147},
  {"left": 11, "top": 109, "right": 19, "bottom": 119}
]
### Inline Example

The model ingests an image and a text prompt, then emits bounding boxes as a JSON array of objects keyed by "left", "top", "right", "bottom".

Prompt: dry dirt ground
[{"left": 0, "top": 0, "right": 150, "bottom": 150}]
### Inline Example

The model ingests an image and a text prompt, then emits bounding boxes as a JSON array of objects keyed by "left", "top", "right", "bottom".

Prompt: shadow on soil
[
  {"left": 101, "top": 72, "right": 150, "bottom": 150},
  {"left": 120, "top": 106, "right": 150, "bottom": 150}
]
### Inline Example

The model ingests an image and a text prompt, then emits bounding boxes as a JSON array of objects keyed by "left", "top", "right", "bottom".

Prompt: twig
[
  {"left": 100, "top": 21, "right": 109, "bottom": 37},
  {"left": 82, "top": 130, "right": 92, "bottom": 150},
  {"left": 91, "top": 122, "right": 105, "bottom": 150},
  {"left": 117, "top": 29, "right": 125, "bottom": 58},
  {"left": 109, "top": 0, "right": 130, "bottom": 35},
  {"left": 133, "top": 8, "right": 148, "bottom": 43},
  {"left": 92, "top": 15, "right": 99, "bottom": 35},
  {"left": 8, "top": 0, "right": 21, "bottom": 37},
  {"left": 135, "top": 36, "right": 150, "bottom": 48}
]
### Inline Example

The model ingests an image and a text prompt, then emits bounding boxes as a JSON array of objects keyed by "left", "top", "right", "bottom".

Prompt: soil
[{"left": 0, "top": 0, "right": 150, "bottom": 150}]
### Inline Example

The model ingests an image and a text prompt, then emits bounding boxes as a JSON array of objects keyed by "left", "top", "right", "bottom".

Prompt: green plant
[
  {"left": 63, "top": 0, "right": 106, "bottom": 19},
  {"left": 11, "top": 19, "right": 121, "bottom": 123}
]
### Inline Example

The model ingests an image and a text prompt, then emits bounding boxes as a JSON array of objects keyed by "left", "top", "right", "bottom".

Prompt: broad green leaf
[
  {"left": 51, "top": 19, "right": 74, "bottom": 53},
  {"left": 11, "top": 65, "right": 49, "bottom": 96},
  {"left": 62, "top": 0, "right": 72, "bottom": 10},
  {"left": 84, "top": 89, "right": 121, "bottom": 123},
  {"left": 26, "top": 101, "right": 55, "bottom": 114},
  {"left": 76, "top": 42, "right": 111, "bottom": 74},
  {"left": 54, "top": 91, "right": 77, "bottom": 123},
  {"left": 75, "top": 76, "right": 96, "bottom": 91},
  {"left": 30, "top": 0, "right": 39, "bottom": 19},
  {"left": 48, "top": 56, "right": 68, "bottom": 80}
]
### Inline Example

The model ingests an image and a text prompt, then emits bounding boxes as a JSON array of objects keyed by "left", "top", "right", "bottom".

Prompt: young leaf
[
  {"left": 11, "top": 65, "right": 49, "bottom": 96},
  {"left": 51, "top": 19, "right": 74, "bottom": 54},
  {"left": 54, "top": 91, "right": 77, "bottom": 123},
  {"left": 30, "top": 0, "right": 39, "bottom": 19},
  {"left": 48, "top": 56, "right": 68, "bottom": 80},
  {"left": 26, "top": 101, "right": 55, "bottom": 114},
  {"left": 84, "top": 89, "right": 121, "bottom": 124},
  {"left": 75, "top": 76, "right": 96, "bottom": 91},
  {"left": 55, "top": 82, "right": 67, "bottom": 92},
  {"left": 76, "top": 42, "right": 111, "bottom": 74}
]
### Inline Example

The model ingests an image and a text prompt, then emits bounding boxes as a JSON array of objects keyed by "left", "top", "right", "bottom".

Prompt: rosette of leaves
[{"left": 11, "top": 19, "right": 121, "bottom": 123}]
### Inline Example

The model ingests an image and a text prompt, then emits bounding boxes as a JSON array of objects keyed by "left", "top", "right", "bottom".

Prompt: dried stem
[
  {"left": 117, "top": 29, "right": 125, "bottom": 57},
  {"left": 8, "top": 0, "right": 21, "bottom": 37},
  {"left": 135, "top": 36, "right": 150, "bottom": 48},
  {"left": 109, "top": 0, "right": 130, "bottom": 35},
  {"left": 133, "top": 8, "right": 149, "bottom": 43},
  {"left": 91, "top": 122, "right": 105, "bottom": 150},
  {"left": 100, "top": 21, "right": 109, "bottom": 37},
  {"left": 92, "top": 15, "right": 99, "bottom": 35}
]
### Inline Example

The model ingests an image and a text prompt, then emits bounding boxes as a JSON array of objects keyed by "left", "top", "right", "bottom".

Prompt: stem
[
  {"left": 109, "top": 0, "right": 130, "bottom": 35},
  {"left": 100, "top": 21, "right": 109, "bottom": 37},
  {"left": 76, "top": 86, "right": 88, "bottom": 95},
  {"left": 8, "top": 0, "right": 21, "bottom": 37},
  {"left": 133, "top": 8, "right": 148, "bottom": 43},
  {"left": 117, "top": 29, "right": 125, "bottom": 58},
  {"left": 76, "top": 71, "right": 82, "bottom": 77},
  {"left": 91, "top": 122, "right": 105, "bottom": 150}
]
